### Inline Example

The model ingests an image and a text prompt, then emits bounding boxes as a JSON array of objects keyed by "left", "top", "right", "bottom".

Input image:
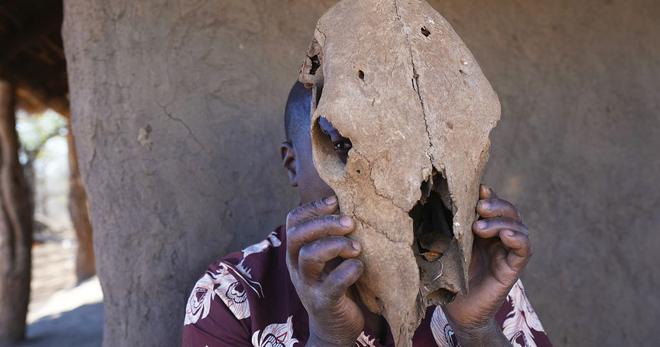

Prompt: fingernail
[
  {"left": 504, "top": 230, "right": 515, "bottom": 237},
  {"left": 479, "top": 201, "right": 489, "bottom": 209},
  {"left": 352, "top": 240, "right": 361, "bottom": 251},
  {"left": 476, "top": 220, "right": 487, "bottom": 229},
  {"left": 324, "top": 196, "right": 337, "bottom": 205},
  {"left": 340, "top": 216, "right": 353, "bottom": 227}
]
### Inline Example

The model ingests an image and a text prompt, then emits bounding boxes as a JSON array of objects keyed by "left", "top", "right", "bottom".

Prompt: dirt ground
[{"left": 11, "top": 241, "right": 103, "bottom": 347}]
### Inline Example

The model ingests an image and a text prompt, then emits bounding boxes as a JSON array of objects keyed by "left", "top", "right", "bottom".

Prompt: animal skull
[{"left": 299, "top": 0, "right": 500, "bottom": 345}]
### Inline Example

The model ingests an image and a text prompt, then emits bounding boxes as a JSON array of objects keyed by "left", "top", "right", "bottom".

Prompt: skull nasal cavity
[{"left": 409, "top": 171, "right": 454, "bottom": 263}]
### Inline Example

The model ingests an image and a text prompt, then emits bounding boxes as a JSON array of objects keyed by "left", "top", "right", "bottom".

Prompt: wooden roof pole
[{"left": 0, "top": 79, "right": 33, "bottom": 345}]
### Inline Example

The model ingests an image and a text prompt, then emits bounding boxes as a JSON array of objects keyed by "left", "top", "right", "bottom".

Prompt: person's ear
[{"left": 281, "top": 141, "right": 298, "bottom": 187}]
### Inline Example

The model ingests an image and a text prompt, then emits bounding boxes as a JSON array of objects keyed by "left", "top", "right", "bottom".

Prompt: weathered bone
[{"left": 299, "top": 0, "right": 500, "bottom": 345}]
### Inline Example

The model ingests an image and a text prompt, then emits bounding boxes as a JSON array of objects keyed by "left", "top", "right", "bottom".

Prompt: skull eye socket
[
  {"left": 316, "top": 116, "right": 352, "bottom": 164},
  {"left": 311, "top": 116, "right": 352, "bottom": 177}
]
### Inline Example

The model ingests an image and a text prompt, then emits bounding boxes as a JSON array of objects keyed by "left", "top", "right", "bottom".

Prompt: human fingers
[
  {"left": 286, "top": 196, "right": 339, "bottom": 229},
  {"left": 287, "top": 215, "right": 354, "bottom": 266},
  {"left": 499, "top": 229, "right": 532, "bottom": 272},
  {"left": 472, "top": 217, "right": 529, "bottom": 239},
  {"left": 479, "top": 184, "right": 498, "bottom": 200},
  {"left": 476, "top": 198, "right": 522, "bottom": 222},
  {"left": 322, "top": 258, "right": 364, "bottom": 300},
  {"left": 298, "top": 236, "right": 361, "bottom": 282}
]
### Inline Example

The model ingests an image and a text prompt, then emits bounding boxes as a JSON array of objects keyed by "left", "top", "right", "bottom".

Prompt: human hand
[
  {"left": 285, "top": 196, "right": 364, "bottom": 347},
  {"left": 444, "top": 185, "right": 531, "bottom": 346}
]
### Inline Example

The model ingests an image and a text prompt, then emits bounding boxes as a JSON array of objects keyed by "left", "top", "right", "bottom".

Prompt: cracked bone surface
[{"left": 299, "top": 0, "right": 500, "bottom": 345}]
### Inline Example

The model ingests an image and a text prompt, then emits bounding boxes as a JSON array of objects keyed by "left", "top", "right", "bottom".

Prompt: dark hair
[{"left": 284, "top": 82, "right": 312, "bottom": 145}]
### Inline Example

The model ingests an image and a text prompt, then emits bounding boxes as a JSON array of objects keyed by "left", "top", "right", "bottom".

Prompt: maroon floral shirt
[{"left": 182, "top": 226, "right": 551, "bottom": 347}]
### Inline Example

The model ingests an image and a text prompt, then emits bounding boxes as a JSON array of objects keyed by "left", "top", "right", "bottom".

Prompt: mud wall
[
  {"left": 63, "top": 0, "right": 659, "bottom": 345},
  {"left": 436, "top": 2, "right": 660, "bottom": 345}
]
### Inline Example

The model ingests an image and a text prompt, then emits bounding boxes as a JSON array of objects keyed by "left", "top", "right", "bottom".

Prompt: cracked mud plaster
[{"left": 299, "top": 0, "right": 500, "bottom": 345}]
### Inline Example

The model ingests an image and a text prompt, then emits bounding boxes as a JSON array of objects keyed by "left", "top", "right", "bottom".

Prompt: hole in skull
[
  {"left": 313, "top": 83, "right": 324, "bottom": 109},
  {"left": 309, "top": 54, "right": 321, "bottom": 75},
  {"left": 428, "top": 288, "right": 457, "bottom": 304},
  {"left": 421, "top": 26, "right": 431, "bottom": 37},
  {"left": 358, "top": 70, "right": 365, "bottom": 81},
  {"left": 409, "top": 170, "right": 454, "bottom": 263}
]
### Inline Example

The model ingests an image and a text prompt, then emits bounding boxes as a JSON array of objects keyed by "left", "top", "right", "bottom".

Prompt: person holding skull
[
  {"left": 183, "top": 1, "right": 552, "bottom": 346},
  {"left": 181, "top": 84, "right": 552, "bottom": 347}
]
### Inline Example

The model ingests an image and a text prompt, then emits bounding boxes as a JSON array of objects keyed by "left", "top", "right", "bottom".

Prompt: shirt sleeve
[
  {"left": 181, "top": 268, "right": 253, "bottom": 347},
  {"left": 495, "top": 280, "right": 552, "bottom": 347}
]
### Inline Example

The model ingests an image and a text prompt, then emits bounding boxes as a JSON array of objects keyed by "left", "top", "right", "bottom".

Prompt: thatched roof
[{"left": 0, "top": 0, "right": 68, "bottom": 115}]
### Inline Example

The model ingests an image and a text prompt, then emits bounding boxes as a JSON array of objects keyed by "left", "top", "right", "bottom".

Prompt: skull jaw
[{"left": 353, "top": 225, "right": 424, "bottom": 346}]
